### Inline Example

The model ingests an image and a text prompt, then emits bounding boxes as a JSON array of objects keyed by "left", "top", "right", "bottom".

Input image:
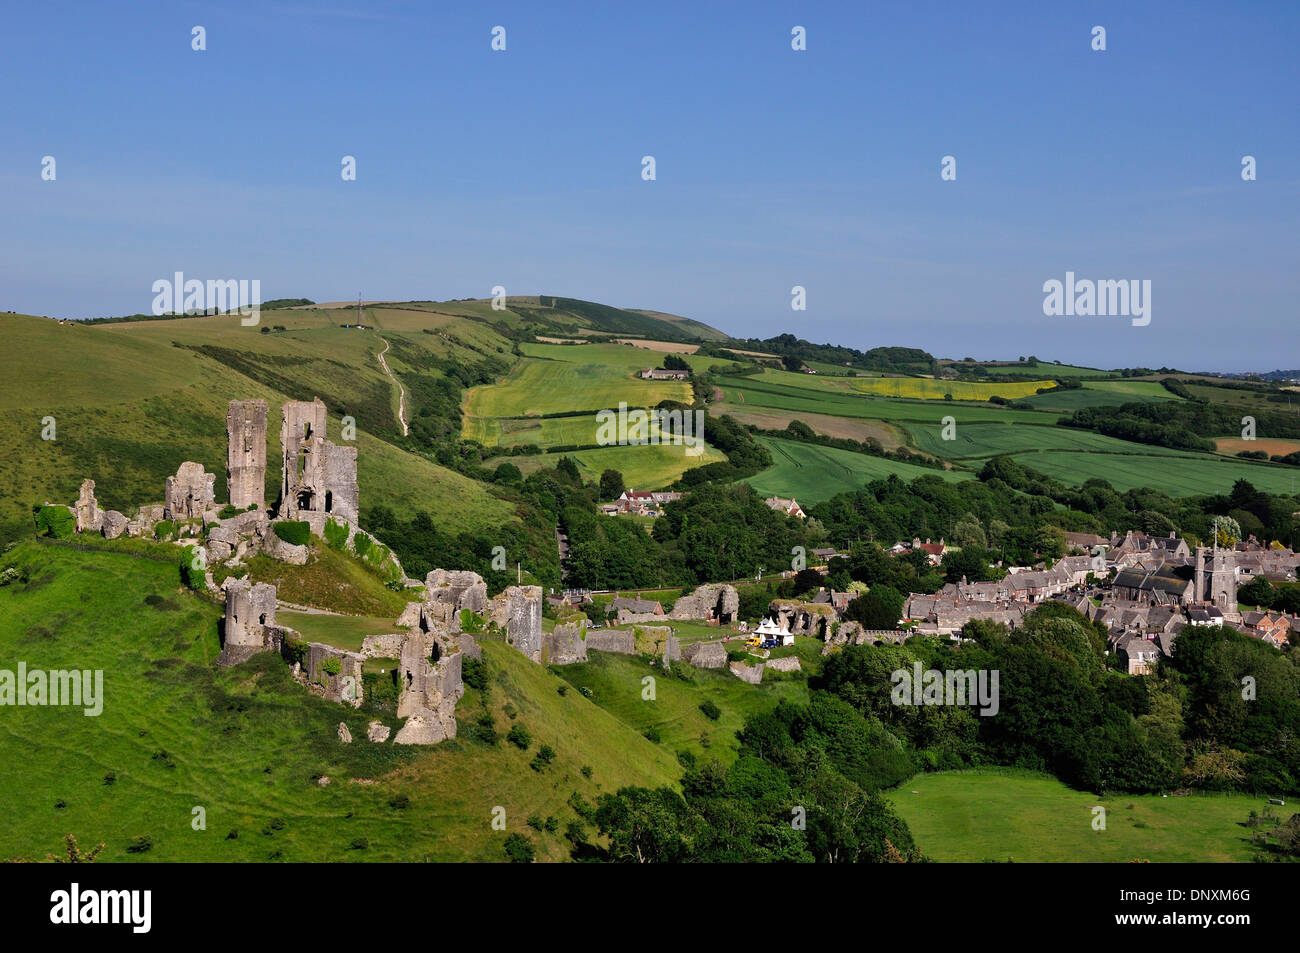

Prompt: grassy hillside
[
  {"left": 891, "top": 770, "right": 1294, "bottom": 862},
  {"left": 0, "top": 311, "right": 514, "bottom": 545},
  {"left": 0, "top": 540, "right": 681, "bottom": 862}
]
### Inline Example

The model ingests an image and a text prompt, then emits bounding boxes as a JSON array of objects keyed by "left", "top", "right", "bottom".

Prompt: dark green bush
[
  {"left": 507, "top": 724, "right": 531, "bottom": 750},
  {"left": 273, "top": 520, "right": 311, "bottom": 546},
  {"left": 35, "top": 505, "right": 75, "bottom": 539}
]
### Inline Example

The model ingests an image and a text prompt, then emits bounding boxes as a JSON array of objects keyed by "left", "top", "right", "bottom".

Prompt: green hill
[{"left": 0, "top": 540, "right": 682, "bottom": 862}]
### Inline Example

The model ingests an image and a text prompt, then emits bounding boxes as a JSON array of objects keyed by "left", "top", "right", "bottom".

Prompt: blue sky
[{"left": 2, "top": 0, "right": 1296, "bottom": 371}]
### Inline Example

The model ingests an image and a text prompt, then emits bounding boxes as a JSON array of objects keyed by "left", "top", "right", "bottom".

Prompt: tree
[
  {"left": 663, "top": 353, "right": 690, "bottom": 372},
  {"left": 782, "top": 354, "right": 804, "bottom": 373},
  {"left": 842, "top": 584, "right": 904, "bottom": 629},
  {"left": 493, "top": 462, "right": 522, "bottom": 484},
  {"left": 555, "top": 456, "right": 581, "bottom": 482},
  {"left": 598, "top": 469, "right": 625, "bottom": 501}
]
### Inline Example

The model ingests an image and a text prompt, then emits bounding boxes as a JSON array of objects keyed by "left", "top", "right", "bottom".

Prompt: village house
[
  {"left": 1055, "top": 552, "right": 1106, "bottom": 586},
  {"left": 639, "top": 367, "right": 690, "bottom": 381},
  {"left": 765, "top": 495, "right": 806, "bottom": 519},
  {"left": 610, "top": 596, "right": 664, "bottom": 618},
  {"left": 1109, "top": 530, "right": 1191, "bottom": 567},
  {"left": 1241, "top": 610, "right": 1293, "bottom": 648}
]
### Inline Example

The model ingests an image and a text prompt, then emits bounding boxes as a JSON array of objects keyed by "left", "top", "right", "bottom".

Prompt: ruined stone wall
[
  {"left": 585, "top": 629, "right": 636, "bottom": 654},
  {"left": 489, "top": 586, "right": 543, "bottom": 662},
  {"left": 669, "top": 584, "right": 739, "bottom": 623},
  {"left": 226, "top": 399, "right": 268, "bottom": 510},
  {"left": 303, "top": 642, "right": 365, "bottom": 707},
  {"left": 393, "top": 630, "right": 463, "bottom": 744},
  {"left": 544, "top": 621, "right": 588, "bottom": 665},
  {"left": 681, "top": 641, "right": 727, "bottom": 669},
  {"left": 729, "top": 661, "right": 765, "bottom": 684}
]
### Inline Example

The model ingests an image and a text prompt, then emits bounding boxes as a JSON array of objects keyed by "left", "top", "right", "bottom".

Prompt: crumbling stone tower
[
  {"left": 226, "top": 399, "right": 268, "bottom": 510},
  {"left": 75, "top": 479, "right": 102, "bottom": 532},
  {"left": 164, "top": 461, "right": 216, "bottom": 520},
  {"left": 279, "top": 398, "right": 358, "bottom": 524},
  {"left": 220, "top": 578, "right": 278, "bottom": 665}
]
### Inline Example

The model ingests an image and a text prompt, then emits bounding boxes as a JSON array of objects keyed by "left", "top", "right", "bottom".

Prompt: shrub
[
  {"left": 556, "top": 684, "right": 568, "bottom": 697},
  {"left": 580, "top": 765, "right": 593, "bottom": 780},
  {"left": 462, "top": 656, "right": 488, "bottom": 692},
  {"left": 125, "top": 835, "right": 153, "bottom": 854},
  {"left": 218, "top": 504, "right": 241, "bottom": 519},
  {"left": 545, "top": 816, "right": 559, "bottom": 833},
  {"left": 530, "top": 744, "right": 556, "bottom": 771},
  {"left": 35, "top": 505, "right": 75, "bottom": 539},
  {"left": 507, "top": 724, "right": 531, "bottom": 750},
  {"left": 321, "top": 656, "right": 342, "bottom": 677},
  {"left": 153, "top": 520, "right": 177, "bottom": 540},
  {"left": 389, "top": 794, "right": 410, "bottom": 810},
  {"left": 503, "top": 833, "right": 534, "bottom": 863},
  {"left": 699, "top": 699, "right": 721, "bottom": 721},
  {"left": 348, "top": 837, "right": 369, "bottom": 850},
  {"left": 179, "top": 546, "right": 206, "bottom": 591},
  {"left": 527, "top": 814, "right": 544, "bottom": 831},
  {"left": 352, "top": 532, "right": 373, "bottom": 559},
  {"left": 643, "top": 726, "right": 662, "bottom": 743},
  {"left": 273, "top": 520, "right": 311, "bottom": 546},
  {"left": 323, "top": 517, "right": 349, "bottom": 550}
]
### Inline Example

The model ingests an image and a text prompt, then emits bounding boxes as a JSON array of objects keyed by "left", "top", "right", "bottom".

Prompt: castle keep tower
[
  {"left": 226, "top": 399, "right": 268, "bottom": 510},
  {"left": 280, "top": 398, "right": 359, "bottom": 524},
  {"left": 219, "top": 578, "right": 278, "bottom": 665}
]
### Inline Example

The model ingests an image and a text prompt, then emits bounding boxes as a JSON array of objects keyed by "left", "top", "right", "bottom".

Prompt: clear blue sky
[{"left": 2, "top": 1, "right": 1296, "bottom": 371}]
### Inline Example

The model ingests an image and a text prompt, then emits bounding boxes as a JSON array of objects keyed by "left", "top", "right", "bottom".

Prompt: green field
[
  {"left": 1016, "top": 450, "right": 1300, "bottom": 497},
  {"left": 0, "top": 540, "right": 682, "bottom": 862},
  {"left": 275, "top": 611, "right": 402, "bottom": 652},
  {"left": 891, "top": 770, "right": 1293, "bottom": 862},
  {"left": 904, "top": 421, "right": 1192, "bottom": 461},
  {"left": 745, "top": 436, "right": 970, "bottom": 504}
]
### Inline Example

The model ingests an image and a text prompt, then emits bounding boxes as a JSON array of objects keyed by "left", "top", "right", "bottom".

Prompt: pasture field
[
  {"left": 1083, "top": 379, "right": 1181, "bottom": 399},
  {"left": 904, "top": 422, "right": 1191, "bottom": 461},
  {"left": 1182, "top": 383, "right": 1300, "bottom": 417},
  {"left": 0, "top": 541, "right": 681, "bottom": 862},
  {"left": 518, "top": 341, "right": 739, "bottom": 374},
  {"left": 891, "top": 770, "right": 1292, "bottom": 862},
  {"left": 462, "top": 343, "right": 703, "bottom": 422},
  {"left": 941, "top": 360, "right": 1109, "bottom": 378},
  {"left": 850, "top": 376, "right": 1055, "bottom": 401},
  {"left": 1022, "top": 387, "right": 1170, "bottom": 412},
  {"left": 745, "top": 437, "right": 970, "bottom": 504},
  {"left": 1017, "top": 450, "right": 1300, "bottom": 496},
  {"left": 465, "top": 413, "right": 621, "bottom": 449},
  {"left": 708, "top": 403, "right": 905, "bottom": 448},
  {"left": 488, "top": 443, "right": 728, "bottom": 489}
]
